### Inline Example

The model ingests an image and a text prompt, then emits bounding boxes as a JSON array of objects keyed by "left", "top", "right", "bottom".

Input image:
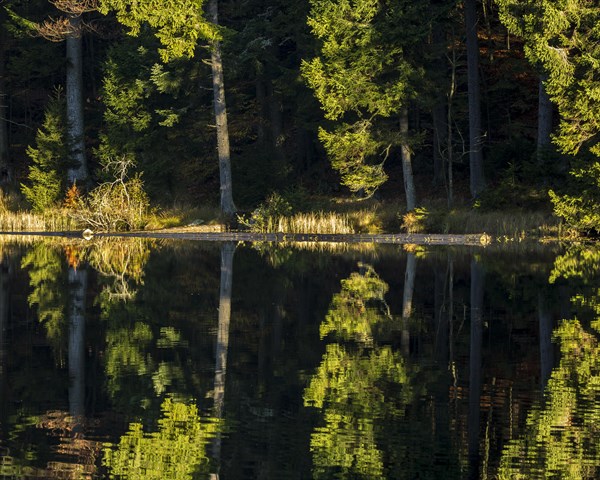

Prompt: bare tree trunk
[
  {"left": 468, "top": 258, "right": 484, "bottom": 480},
  {"left": 0, "top": 16, "right": 11, "bottom": 185},
  {"left": 464, "top": 0, "right": 485, "bottom": 197},
  {"left": 401, "top": 252, "right": 416, "bottom": 356},
  {"left": 66, "top": 15, "right": 87, "bottom": 185},
  {"left": 400, "top": 107, "right": 416, "bottom": 211},
  {"left": 207, "top": 0, "right": 236, "bottom": 217},
  {"left": 211, "top": 242, "right": 235, "bottom": 479},
  {"left": 537, "top": 74, "right": 553, "bottom": 165},
  {"left": 0, "top": 254, "right": 10, "bottom": 410},
  {"left": 68, "top": 266, "right": 87, "bottom": 431}
]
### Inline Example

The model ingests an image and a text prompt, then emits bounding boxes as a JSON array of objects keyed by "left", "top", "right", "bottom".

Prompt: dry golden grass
[{"left": 271, "top": 211, "right": 356, "bottom": 234}]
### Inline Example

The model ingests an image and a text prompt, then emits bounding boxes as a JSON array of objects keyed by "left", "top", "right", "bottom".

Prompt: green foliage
[
  {"left": 238, "top": 192, "right": 292, "bottom": 232},
  {"left": 320, "top": 264, "right": 390, "bottom": 343},
  {"left": 21, "top": 243, "right": 67, "bottom": 350},
  {"left": 21, "top": 93, "right": 69, "bottom": 212},
  {"left": 549, "top": 161, "right": 600, "bottom": 235},
  {"left": 303, "top": 0, "right": 424, "bottom": 197},
  {"left": 497, "top": 0, "right": 600, "bottom": 234},
  {"left": 305, "top": 263, "right": 419, "bottom": 479},
  {"left": 99, "top": 0, "right": 217, "bottom": 63},
  {"left": 103, "top": 397, "right": 219, "bottom": 479}
]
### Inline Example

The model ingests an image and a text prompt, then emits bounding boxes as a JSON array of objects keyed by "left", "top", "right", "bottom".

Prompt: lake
[{"left": 0, "top": 237, "right": 599, "bottom": 479}]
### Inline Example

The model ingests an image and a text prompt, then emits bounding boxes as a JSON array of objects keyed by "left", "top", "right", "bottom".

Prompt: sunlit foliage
[{"left": 103, "top": 397, "right": 219, "bottom": 479}]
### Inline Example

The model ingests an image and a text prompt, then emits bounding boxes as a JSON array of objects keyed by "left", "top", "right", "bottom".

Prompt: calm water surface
[{"left": 0, "top": 238, "right": 599, "bottom": 479}]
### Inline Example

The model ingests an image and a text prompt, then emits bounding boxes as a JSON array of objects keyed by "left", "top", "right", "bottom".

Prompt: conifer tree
[
  {"left": 497, "top": 0, "right": 600, "bottom": 233},
  {"left": 99, "top": 0, "right": 236, "bottom": 216},
  {"left": 302, "top": 0, "right": 426, "bottom": 208},
  {"left": 21, "top": 93, "right": 70, "bottom": 211}
]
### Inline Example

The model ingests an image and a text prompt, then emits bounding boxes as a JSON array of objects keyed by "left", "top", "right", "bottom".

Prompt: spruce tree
[{"left": 21, "top": 93, "right": 70, "bottom": 212}]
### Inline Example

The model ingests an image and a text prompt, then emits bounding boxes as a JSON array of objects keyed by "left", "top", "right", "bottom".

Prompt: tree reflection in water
[{"left": 499, "top": 246, "right": 600, "bottom": 479}]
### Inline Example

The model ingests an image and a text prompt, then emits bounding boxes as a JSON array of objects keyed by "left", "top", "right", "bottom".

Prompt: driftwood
[{"left": 0, "top": 231, "right": 492, "bottom": 246}]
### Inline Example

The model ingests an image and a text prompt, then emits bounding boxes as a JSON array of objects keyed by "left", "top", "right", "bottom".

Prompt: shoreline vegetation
[{"left": 0, "top": 191, "right": 563, "bottom": 243}]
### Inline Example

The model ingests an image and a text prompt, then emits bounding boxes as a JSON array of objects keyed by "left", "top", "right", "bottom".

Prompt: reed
[
  {"left": 269, "top": 211, "right": 356, "bottom": 234},
  {"left": 0, "top": 208, "right": 78, "bottom": 232}
]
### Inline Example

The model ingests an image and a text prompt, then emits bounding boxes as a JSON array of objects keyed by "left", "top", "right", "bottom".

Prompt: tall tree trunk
[
  {"left": 464, "top": 0, "right": 485, "bottom": 197},
  {"left": 207, "top": 0, "right": 236, "bottom": 217},
  {"left": 68, "top": 266, "right": 87, "bottom": 431},
  {"left": 537, "top": 74, "right": 553, "bottom": 165},
  {"left": 400, "top": 107, "right": 417, "bottom": 211},
  {"left": 401, "top": 252, "right": 416, "bottom": 356},
  {"left": 211, "top": 242, "right": 235, "bottom": 478},
  {"left": 431, "top": 20, "right": 447, "bottom": 188},
  {"left": 66, "top": 15, "right": 87, "bottom": 185},
  {"left": 0, "top": 15, "right": 10, "bottom": 185},
  {"left": 468, "top": 258, "right": 485, "bottom": 480}
]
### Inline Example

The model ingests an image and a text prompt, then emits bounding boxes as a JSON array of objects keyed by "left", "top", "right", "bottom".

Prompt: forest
[{"left": 0, "top": 0, "right": 599, "bottom": 237}]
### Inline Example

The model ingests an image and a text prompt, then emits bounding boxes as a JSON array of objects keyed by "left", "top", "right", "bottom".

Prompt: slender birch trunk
[{"left": 537, "top": 74, "right": 553, "bottom": 165}]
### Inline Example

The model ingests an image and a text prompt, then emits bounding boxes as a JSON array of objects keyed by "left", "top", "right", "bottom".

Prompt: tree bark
[
  {"left": 0, "top": 14, "right": 10, "bottom": 185},
  {"left": 468, "top": 258, "right": 484, "bottom": 480},
  {"left": 537, "top": 74, "right": 553, "bottom": 165},
  {"left": 66, "top": 15, "right": 87, "bottom": 185},
  {"left": 400, "top": 107, "right": 417, "bottom": 211},
  {"left": 207, "top": 0, "right": 236, "bottom": 216},
  {"left": 464, "top": 0, "right": 485, "bottom": 197}
]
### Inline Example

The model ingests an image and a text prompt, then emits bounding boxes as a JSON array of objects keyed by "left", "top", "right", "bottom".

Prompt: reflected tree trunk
[
  {"left": 0, "top": 253, "right": 10, "bottom": 414},
  {"left": 538, "top": 292, "right": 554, "bottom": 389},
  {"left": 211, "top": 242, "right": 235, "bottom": 479},
  {"left": 66, "top": 15, "right": 87, "bottom": 184},
  {"left": 207, "top": 0, "right": 236, "bottom": 216},
  {"left": 68, "top": 266, "right": 87, "bottom": 429},
  {"left": 401, "top": 253, "right": 416, "bottom": 356},
  {"left": 434, "top": 260, "right": 449, "bottom": 366},
  {"left": 468, "top": 258, "right": 484, "bottom": 480}
]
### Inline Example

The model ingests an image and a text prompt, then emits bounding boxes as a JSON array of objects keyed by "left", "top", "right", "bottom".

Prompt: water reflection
[
  {"left": 499, "top": 245, "right": 600, "bottom": 479},
  {"left": 2, "top": 239, "right": 600, "bottom": 478}
]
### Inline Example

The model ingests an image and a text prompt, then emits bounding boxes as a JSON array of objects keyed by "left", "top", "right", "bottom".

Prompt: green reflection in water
[
  {"left": 103, "top": 397, "right": 220, "bottom": 479},
  {"left": 305, "top": 263, "right": 418, "bottom": 479},
  {"left": 499, "top": 246, "right": 600, "bottom": 479}
]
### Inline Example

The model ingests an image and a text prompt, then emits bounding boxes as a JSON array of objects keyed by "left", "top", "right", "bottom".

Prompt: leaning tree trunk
[
  {"left": 537, "top": 74, "right": 553, "bottom": 165},
  {"left": 464, "top": 0, "right": 485, "bottom": 198},
  {"left": 66, "top": 15, "right": 87, "bottom": 185},
  {"left": 400, "top": 107, "right": 417, "bottom": 211},
  {"left": 207, "top": 0, "right": 236, "bottom": 217}
]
